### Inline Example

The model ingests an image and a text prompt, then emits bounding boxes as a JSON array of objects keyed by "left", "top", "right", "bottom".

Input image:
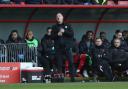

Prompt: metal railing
[
  {"left": 0, "top": 44, "right": 7, "bottom": 62},
  {"left": 0, "top": 43, "right": 38, "bottom": 63}
]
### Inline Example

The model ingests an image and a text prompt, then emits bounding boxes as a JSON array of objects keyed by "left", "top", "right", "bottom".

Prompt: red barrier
[
  {"left": 0, "top": 63, "right": 20, "bottom": 84},
  {"left": 0, "top": 20, "right": 128, "bottom": 23}
]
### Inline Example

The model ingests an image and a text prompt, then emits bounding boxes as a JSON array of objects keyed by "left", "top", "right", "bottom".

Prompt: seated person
[
  {"left": 79, "top": 31, "right": 94, "bottom": 78},
  {"left": 111, "top": 30, "right": 128, "bottom": 49},
  {"left": 25, "top": 30, "right": 39, "bottom": 48},
  {"left": 40, "top": 27, "right": 56, "bottom": 74},
  {"left": 6, "top": 30, "right": 25, "bottom": 62},
  {"left": 92, "top": 38, "right": 113, "bottom": 81},
  {"left": 110, "top": 38, "right": 128, "bottom": 76},
  {"left": 6, "top": 30, "right": 25, "bottom": 43}
]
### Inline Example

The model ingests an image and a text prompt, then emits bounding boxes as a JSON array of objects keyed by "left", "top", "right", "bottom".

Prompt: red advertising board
[{"left": 0, "top": 63, "right": 20, "bottom": 84}]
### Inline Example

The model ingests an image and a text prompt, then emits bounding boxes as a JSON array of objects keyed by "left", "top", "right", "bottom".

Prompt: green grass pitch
[{"left": 0, "top": 82, "right": 128, "bottom": 89}]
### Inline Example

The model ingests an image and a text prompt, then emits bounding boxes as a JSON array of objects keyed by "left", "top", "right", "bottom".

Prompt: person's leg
[
  {"left": 65, "top": 47, "right": 75, "bottom": 82},
  {"left": 121, "top": 60, "right": 128, "bottom": 74},
  {"left": 65, "top": 60, "right": 69, "bottom": 73},
  {"left": 78, "top": 54, "right": 86, "bottom": 72},
  {"left": 101, "top": 60, "right": 113, "bottom": 81},
  {"left": 41, "top": 56, "right": 51, "bottom": 74},
  {"left": 55, "top": 50, "right": 63, "bottom": 73},
  {"left": 48, "top": 55, "right": 55, "bottom": 71}
]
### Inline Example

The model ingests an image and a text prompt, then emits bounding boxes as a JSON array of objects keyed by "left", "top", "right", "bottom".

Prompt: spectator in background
[
  {"left": 25, "top": 30, "right": 39, "bottom": 48},
  {"left": 122, "top": 30, "right": 128, "bottom": 40},
  {"left": 111, "top": 30, "right": 128, "bottom": 49},
  {"left": 79, "top": 31, "right": 94, "bottom": 78},
  {"left": 6, "top": 30, "right": 25, "bottom": 43},
  {"left": 100, "top": 31, "right": 111, "bottom": 48},
  {"left": 122, "top": 30, "right": 128, "bottom": 45},
  {"left": 6, "top": 30, "right": 25, "bottom": 62},
  {"left": 40, "top": 27, "right": 56, "bottom": 74},
  {"left": 92, "top": 38, "right": 113, "bottom": 81},
  {"left": 51, "top": 13, "right": 75, "bottom": 82}
]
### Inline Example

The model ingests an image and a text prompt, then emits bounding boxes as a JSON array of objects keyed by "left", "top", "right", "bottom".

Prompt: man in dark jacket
[
  {"left": 92, "top": 38, "right": 113, "bottom": 81},
  {"left": 51, "top": 13, "right": 75, "bottom": 82},
  {"left": 79, "top": 31, "right": 94, "bottom": 78},
  {"left": 110, "top": 38, "right": 128, "bottom": 75},
  {"left": 79, "top": 31, "right": 94, "bottom": 55},
  {"left": 40, "top": 27, "right": 56, "bottom": 74},
  {"left": 111, "top": 30, "right": 128, "bottom": 49}
]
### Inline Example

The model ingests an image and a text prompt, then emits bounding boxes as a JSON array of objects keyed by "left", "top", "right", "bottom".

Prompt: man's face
[
  {"left": 122, "top": 31, "right": 128, "bottom": 39},
  {"left": 12, "top": 32, "right": 18, "bottom": 40},
  {"left": 114, "top": 39, "right": 121, "bottom": 48},
  {"left": 56, "top": 13, "right": 64, "bottom": 24},
  {"left": 87, "top": 32, "right": 93, "bottom": 40},
  {"left": 95, "top": 39, "right": 102, "bottom": 46},
  {"left": 27, "top": 31, "right": 33, "bottom": 40},
  {"left": 47, "top": 29, "right": 52, "bottom": 36},
  {"left": 100, "top": 33, "right": 106, "bottom": 40},
  {"left": 116, "top": 32, "right": 122, "bottom": 39}
]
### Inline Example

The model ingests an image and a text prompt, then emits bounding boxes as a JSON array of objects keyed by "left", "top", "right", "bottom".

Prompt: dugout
[
  {"left": 0, "top": 3, "right": 128, "bottom": 84},
  {"left": 0, "top": 5, "right": 127, "bottom": 41}
]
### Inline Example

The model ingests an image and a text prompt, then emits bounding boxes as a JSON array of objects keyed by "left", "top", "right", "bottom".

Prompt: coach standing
[{"left": 52, "top": 13, "right": 75, "bottom": 82}]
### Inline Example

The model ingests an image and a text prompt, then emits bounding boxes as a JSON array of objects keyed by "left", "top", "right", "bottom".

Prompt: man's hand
[
  {"left": 60, "top": 28, "right": 65, "bottom": 33},
  {"left": 58, "top": 32, "right": 63, "bottom": 36}
]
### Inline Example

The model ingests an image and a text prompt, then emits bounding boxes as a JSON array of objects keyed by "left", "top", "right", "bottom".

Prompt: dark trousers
[
  {"left": 55, "top": 47, "right": 75, "bottom": 77},
  {"left": 93, "top": 60, "right": 113, "bottom": 81},
  {"left": 111, "top": 60, "right": 128, "bottom": 72},
  {"left": 39, "top": 55, "right": 55, "bottom": 74}
]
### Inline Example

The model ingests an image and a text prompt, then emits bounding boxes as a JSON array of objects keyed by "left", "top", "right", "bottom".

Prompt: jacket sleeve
[
  {"left": 41, "top": 37, "right": 47, "bottom": 54},
  {"left": 79, "top": 41, "right": 87, "bottom": 54},
  {"left": 63, "top": 24, "right": 74, "bottom": 38},
  {"left": 51, "top": 25, "right": 58, "bottom": 40},
  {"left": 103, "top": 48, "right": 112, "bottom": 62}
]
